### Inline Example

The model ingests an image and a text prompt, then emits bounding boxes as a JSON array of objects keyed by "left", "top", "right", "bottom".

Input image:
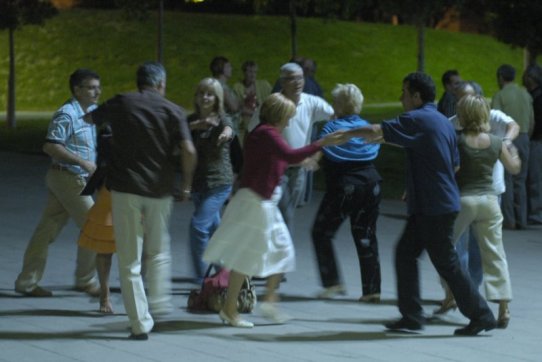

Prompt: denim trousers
[
  {"left": 502, "top": 133, "right": 529, "bottom": 228},
  {"left": 455, "top": 227, "right": 483, "bottom": 288},
  {"left": 528, "top": 139, "right": 542, "bottom": 223},
  {"left": 278, "top": 167, "right": 307, "bottom": 234},
  {"left": 189, "top": 184, "right": 232, "bottom": 282}
]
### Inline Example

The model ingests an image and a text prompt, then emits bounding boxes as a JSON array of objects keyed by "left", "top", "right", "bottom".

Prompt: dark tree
[
  {"left": 111, "top": 0, "right": 164, "bottom": 63},
  {"left": 487, "top": 0, "right": 542, "bottom": 66},
  {"left": 379, "top": 0, "right": 459, "bottom": 72},
  {"left": 0, "top": 0, "right": 57, "bottom": 128}
]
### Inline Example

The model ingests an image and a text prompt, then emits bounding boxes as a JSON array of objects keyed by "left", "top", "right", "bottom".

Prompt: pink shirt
[{"left": 240, "top": 124, "right": 321, "bottom": 199}]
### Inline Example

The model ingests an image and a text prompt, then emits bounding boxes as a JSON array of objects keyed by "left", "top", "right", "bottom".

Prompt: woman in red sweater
[{"left": 203, "top": 93, "right": 344, "bottom": 327}]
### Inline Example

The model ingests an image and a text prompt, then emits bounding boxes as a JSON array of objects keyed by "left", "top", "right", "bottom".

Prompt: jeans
[
  {"left": 278, "top": 167, "right": 307, "bottom": 234},
  {"left": 312, "top": 182, "right": 382, "bottom": 296},
  {"left": 395, "top": 213, "right": 493, "bottom": 325},
  {"left": 502, "top": 133, "right": 529, "bottom": 228},
  {"left": 189, "top": 184, "right": 232, "bottom": 282},
  {"left": 527, "top": 139, "right": 542, "bottom": 223},
  {"left": 455, "top": 228, "right": 483, "bottom": 289}
]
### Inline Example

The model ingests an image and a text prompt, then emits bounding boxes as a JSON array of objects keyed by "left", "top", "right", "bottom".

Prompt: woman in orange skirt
[
  {"left": 78, "top": 124, "right": 115, "bottom": 313},
  {"left": 78, "top": 186, "right": 115, "bottom": 313}
]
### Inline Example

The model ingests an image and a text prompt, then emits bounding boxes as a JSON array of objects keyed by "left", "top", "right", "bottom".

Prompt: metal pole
[{"left": 157, "top": 0, "right": 164, "bottom": 64}]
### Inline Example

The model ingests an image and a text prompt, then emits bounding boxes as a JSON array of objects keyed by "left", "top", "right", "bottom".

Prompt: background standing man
[
  {"left": 522, "top": 64, "right": 542, "bottom": 224},
  {"left": 15, "top": 69, "right": 101, "bottom": 297},
  {"left": 344, "top": 72, "right": 496, "bottom": 336},
  {"left": 250, "top": 62, "right": 334, "bottom": 232},
  {"left": 437, "top": 69, "right": 462, "bottom": 117},
  {"left": 87, "top": 62, "right": 196, "bottom": 340},
  {"left": 492, "top": 64, "right": 534, "bottom": 229}
]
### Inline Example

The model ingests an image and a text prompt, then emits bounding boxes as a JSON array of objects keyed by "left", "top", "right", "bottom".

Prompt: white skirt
[{"left": 203, "top": 187, "right": 295, "bottom": 277}]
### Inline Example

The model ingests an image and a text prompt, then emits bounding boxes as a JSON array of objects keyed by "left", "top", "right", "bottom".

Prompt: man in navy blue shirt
[{"left": 343, "top": 72, "right": 496, "bottom": 336}]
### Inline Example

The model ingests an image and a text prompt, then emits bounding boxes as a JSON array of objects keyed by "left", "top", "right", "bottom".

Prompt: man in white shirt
[{"left": 248, "top": 62, "right": 334, "bottom": 232}]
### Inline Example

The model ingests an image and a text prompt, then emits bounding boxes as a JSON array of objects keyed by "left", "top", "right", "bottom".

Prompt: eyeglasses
[
  {"left": 281, "top": 75, "right": 304, "bottom": 82},
  {"left": 79, "top": 85, "right": 102, "bottom": 91}
]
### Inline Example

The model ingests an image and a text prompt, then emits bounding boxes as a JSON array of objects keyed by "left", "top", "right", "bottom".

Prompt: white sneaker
[
  {"left": 260, "top": 302, "right": 291, "bottom": 324},
  {"left": 317, "top": 285, "right": 347, "bottom": 299},
  {"left": 219, "top": 310, "right": 254, "bottom": 328}
]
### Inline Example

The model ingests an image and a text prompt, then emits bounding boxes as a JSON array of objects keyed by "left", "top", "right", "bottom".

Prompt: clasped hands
[{"left": 317, "top": 128, "right": 384, "bottom": 147}]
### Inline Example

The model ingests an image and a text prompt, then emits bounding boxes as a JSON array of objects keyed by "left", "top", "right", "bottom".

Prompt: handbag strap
[{"left": 201, "top": 264, "right": 216, "bottom": 287}]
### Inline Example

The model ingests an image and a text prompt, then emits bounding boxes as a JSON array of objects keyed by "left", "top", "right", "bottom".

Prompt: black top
[
  {"left": 81, "top": 124, "right": 112, "bottom": 195},
  {"left": 530, "top": 87, "right": 542, "bottom": 140},
  {"left": 188, "top": 113, "right": 234, "bottom": 192},
  {"left": 91, "top": 89, "right": 192, "bottom": 198}
]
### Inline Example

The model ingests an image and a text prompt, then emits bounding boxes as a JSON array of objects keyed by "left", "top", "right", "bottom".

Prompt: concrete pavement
[{"left": 1, "top": 151, "right": 541, "bottom": 362}]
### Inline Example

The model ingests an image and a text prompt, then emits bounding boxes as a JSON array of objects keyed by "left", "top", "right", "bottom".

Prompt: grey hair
[
  {"left": 331, "top": 83, "right": 364, "bottom": 116},
  {"left": 137, "top": 61, "right": 166, "bottom": 89},
  {"left": 280, "top": 62, "right": 303, "bottom": 78}
]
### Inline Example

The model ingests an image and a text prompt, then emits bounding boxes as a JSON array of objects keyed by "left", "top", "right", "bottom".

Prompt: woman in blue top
[{"left": 311, "top": 83, "right": 382, "bottom": 303}]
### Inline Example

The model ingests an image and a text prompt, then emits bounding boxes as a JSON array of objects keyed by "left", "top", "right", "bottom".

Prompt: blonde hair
[
  {"left": 457, "top": 94, "right": 490, "bottom": 133},
  {"left": 259, "top": 93, "right": 296, "bottom": 127},
  {"left": 194, "top": 77, "right": 225, "bottom": 116},
  {"left": 331, "top": 83, "right": 364, "bottom": 117}
]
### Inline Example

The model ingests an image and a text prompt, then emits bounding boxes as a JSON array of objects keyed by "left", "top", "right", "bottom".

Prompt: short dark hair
[
  {"left": 497, "top": 64, "right": 516, "bottom": 82},
  {"left": 441, "top": 69, "right": 459, "bottom": 87},
  {"left": 69, "top": 68, "right": 100, "bottom": 94},
  {"left": 210, "top": 56, "right": 229, "bottom": 77},
  {"left": 525, "top": 64, "right": 542, "bottom": 86},
  {"left": 136, "top": 61, "right": 166, "bottom": 89},
  {"left": 404, "top": 72, "right": 436, "bottom": 103},
  {"left": 241, "top": 60, "right": 256, "bottom": 72}
]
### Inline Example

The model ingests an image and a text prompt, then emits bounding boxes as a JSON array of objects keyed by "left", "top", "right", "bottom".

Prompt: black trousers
[
  {"left": 311, "top": 182, "right": 381, "bottom": 296},
  {"left": 396, "top": 213, "right": 494, "bottom": 325}
]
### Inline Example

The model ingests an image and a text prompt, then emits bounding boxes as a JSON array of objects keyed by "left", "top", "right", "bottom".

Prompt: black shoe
[
  {"left": 128, "top": 332, "right": 149, "bottom": 341},
  {"left": 385, "top": 318, "right": 423, "bottom": 331},
  {"left": 454, "top": 318, "right": 497, "bottom": 336}
]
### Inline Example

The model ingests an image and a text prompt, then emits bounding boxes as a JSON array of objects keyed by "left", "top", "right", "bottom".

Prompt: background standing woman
[{"left": 188, "top": 78, "right": 234, "bottom": 283}]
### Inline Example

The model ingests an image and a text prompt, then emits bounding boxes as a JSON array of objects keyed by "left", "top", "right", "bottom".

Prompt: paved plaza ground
[{"left": 1, "top": 151, "right": 541, "bottom": 361}]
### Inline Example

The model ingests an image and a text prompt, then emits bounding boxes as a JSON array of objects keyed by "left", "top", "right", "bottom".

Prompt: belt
[
  {"left": 51, "top": 163, "right": 84, "bottom": 177},
  {"left": 50, "top": 165, "right": 86, "bottom": 178},
  {"left": 50, "top": 164, "right": 73, "bottom": 172}
]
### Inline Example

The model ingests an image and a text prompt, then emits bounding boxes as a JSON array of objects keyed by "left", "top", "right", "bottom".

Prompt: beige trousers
[
  {"left": 15, "top": 169, "right": 97, "bottom": 292},
  {"left": 111, "top": 191, "right": 173, "bottom": 335},
  {"left": 453, "top": 194, "right": 512, "bottom": 301}
]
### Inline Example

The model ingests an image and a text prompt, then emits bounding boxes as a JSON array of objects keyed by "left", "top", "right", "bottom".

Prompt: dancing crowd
[{"left": 13, "top": 56, "right": 542, "bottom": 340}]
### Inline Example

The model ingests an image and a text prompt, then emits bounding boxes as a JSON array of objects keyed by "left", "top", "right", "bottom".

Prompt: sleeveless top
[{"left": 456, "top": 133, "right": 502, "bottom": 196}]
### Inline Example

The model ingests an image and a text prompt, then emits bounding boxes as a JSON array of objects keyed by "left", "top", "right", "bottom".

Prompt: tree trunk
[
  {"left": 289, "top": 0, "right": 297, "bottom": 59},
  {"left": 416, "top": 21, "right": 425, "bottom": 73},
  {"left": 7, "top": 26, "right": 16, "bottom": 129},
  {"left": 524, "top": 47, "right": 537, "bottom": 69},
  {"left": 157, "top": 0, "right": 164, "bottom": 64}
]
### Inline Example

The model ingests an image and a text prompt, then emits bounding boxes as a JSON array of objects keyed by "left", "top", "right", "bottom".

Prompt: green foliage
[
  {"left": 488, "top": 0, "right": 542, "bottom": 57},
  {"left": 0, "top": 0, "right": 57, "bottom": 30},
  {"left": 0, "top": 9, "right": 525, "bottom": 112}
]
